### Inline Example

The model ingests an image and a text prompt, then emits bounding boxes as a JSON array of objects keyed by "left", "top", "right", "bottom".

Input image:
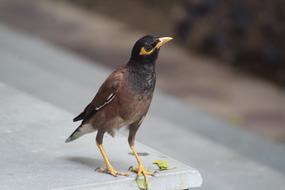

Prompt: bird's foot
[{"left": 96, "top": 167, "right": 129, "bottom": 177}]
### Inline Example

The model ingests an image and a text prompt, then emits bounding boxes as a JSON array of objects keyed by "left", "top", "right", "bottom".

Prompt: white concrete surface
[{"left": 0, "top": 83, "right": 202, "bottom": 190}]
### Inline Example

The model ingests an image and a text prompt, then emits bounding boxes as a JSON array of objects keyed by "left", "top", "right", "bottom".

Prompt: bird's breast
[{"left": 118, "top": 84, "right": 153, "bottom": 123}]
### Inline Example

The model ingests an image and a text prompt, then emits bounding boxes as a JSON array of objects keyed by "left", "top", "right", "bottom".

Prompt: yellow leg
[
  {"left": 97, "top": 143, "right": 128, "bottom": 177},
  {"left": 130, "top": 146, "right": 154, "bottom": 187}
]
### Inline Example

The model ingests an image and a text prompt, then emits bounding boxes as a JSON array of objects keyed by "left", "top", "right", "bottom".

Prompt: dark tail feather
[
  {"left": 65, "top": 124, "right": 94, "bottom": 143},
  {"left": 73, "top": 112, "right": 84, "bottom": 122},
  {"left": 65, "top": 126, "right": 82, "bottom": 143}
]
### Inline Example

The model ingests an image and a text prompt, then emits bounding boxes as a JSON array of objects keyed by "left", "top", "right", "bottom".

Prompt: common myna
[{"left": 66, "top": 35, "right": 172, "bottom": 184}]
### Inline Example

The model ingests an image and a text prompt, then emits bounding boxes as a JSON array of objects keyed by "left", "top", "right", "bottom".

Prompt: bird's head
[{"left": 130, "top": 35, "right": 173, "bottom": 64}]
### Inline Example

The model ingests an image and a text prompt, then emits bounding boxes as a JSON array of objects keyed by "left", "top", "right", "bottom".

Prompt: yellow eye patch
[{"left": 139, "top": 47, "right": 155, "bottom": 55}]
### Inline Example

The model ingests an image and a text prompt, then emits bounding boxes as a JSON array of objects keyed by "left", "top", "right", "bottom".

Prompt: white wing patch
[{"left": 95, "top": 93, "right": 116, "bottom": 111}]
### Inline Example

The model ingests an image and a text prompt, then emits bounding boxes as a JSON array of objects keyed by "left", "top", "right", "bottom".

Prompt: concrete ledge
[
  {"left": 0, "top": 83, "right": 202, "bottom": 190},
  {"left": 2, "top": 24, "right": 285, "bottom": 190}
]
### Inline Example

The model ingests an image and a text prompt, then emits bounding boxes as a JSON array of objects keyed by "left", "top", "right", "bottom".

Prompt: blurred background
[
  {"left": 0, "top": 0, "right": 285, "bottom": 189},
  {"left": 1, "top": 0, "right": 284, "bottom": 141}
]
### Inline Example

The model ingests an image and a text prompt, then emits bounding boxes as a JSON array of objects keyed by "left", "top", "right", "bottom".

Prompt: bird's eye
[
  {"left": 139, "top": 46, "right": 155, "bottom": 55},
  {"left": 144, "top": 45, "right": 153, "bottom": 51}
]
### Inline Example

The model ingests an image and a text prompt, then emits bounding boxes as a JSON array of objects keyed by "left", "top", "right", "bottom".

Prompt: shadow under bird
[{"left": 65, "top": 35, "right": 173, "bottom": 185}]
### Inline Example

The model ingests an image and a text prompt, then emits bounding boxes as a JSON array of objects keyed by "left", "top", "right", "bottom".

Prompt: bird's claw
[
  {"left": 129, "top": 165, "right": 155, "bottom": 176},
  {"left": 96, "top": 167, "right": 129, "bottom": 177}
]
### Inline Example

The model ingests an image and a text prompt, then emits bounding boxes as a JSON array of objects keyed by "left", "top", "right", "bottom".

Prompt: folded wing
[{"left": 73, "top": 68, "right": 125, "bottom": 123}]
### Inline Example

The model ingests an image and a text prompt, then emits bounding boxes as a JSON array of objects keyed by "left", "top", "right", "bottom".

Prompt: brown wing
[{"left": 73, "top": 67, "right": 126, "bottom": 122}]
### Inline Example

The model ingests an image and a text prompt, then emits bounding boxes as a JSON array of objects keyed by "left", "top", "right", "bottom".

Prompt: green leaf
[
  {"left": 153, "top": 160, "right": 169, "bottom": 170},
  {"left": 129, "top": 165, "right": 136, "bottom": 171},
  {"left": 136, "top": 177, "right": 148, "bottom": 190}
]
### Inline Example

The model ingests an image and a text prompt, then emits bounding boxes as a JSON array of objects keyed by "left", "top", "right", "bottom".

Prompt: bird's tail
[
  {"left": 73, "top": 112, "right": 84, "bottom": 122},
  {"left": 65, "top": 124, "right": 94, "bottom": 143}
]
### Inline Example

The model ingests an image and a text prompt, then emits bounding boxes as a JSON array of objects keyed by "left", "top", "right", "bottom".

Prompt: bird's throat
[{"left": 127, "top": 61, "right": 156, "bottom": 94}]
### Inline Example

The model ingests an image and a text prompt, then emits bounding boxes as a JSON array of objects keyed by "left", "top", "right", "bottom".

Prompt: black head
[{"left": 129, "top": 35, "right": 173, "bottom": 64}]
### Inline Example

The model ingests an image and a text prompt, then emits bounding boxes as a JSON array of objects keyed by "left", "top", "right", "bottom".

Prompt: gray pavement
[
  {"left": 0, "top": 83, "right": 202, "bottom": 190},
  {"left": 1, "top": 23, "right": 285, "bottom": 189}
]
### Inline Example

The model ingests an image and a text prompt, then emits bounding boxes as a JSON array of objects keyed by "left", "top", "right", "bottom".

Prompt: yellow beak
[{"left": 156, "top": 37, "right": 173, "bottom": 48}]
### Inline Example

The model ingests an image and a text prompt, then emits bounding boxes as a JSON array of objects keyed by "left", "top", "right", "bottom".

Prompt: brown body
[
  {"left": 89, "top": 67, "right": 153, "bottom": 137},
  {"left": 67, "top": 66, "right": 154, "bottom": 145}
]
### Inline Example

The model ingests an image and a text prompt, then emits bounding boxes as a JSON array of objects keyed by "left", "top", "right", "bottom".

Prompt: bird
[{"left": 65, "top": 35, "right": 173, "bottom": 185}]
